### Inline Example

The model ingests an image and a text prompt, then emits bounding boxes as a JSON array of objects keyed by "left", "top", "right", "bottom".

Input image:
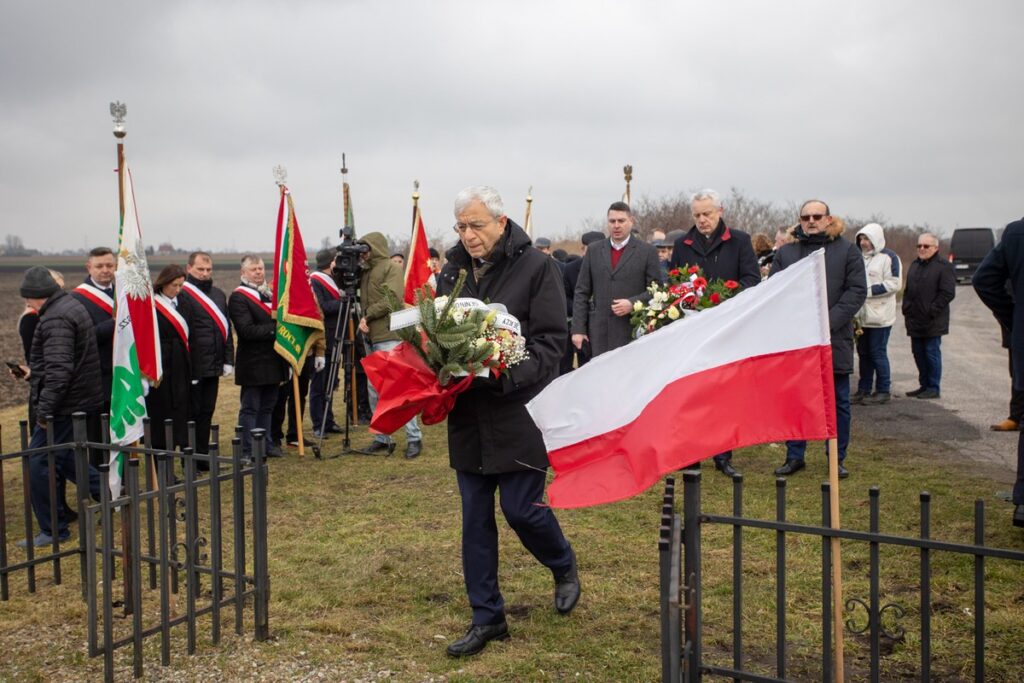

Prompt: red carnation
[
  {"left": 692, "top": 277, "right": 708, "bottom": 290},
  {"left": 724, "top": 280, "right": 739, "bottom": 290},
  {"left": 710, "top": 292, "right": 722, "bottom": 305},
  {"left": 688, "top": 265, "right": 700, "bottom": 274},
  {"left": 669, "top": 268, "right": 681, "bottom": 277}
]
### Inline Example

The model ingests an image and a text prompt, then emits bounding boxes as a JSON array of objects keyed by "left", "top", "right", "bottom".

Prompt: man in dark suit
[
  {"left": 668, "top": 189, "right": 761, "bottom": 477},
  {"left": 178, "top": 251, "right": 234, "bottom": 460},
  {"left": 571, "top": 202, "right": 663, "bottom": 357},
  {"left": 228, "top": 255, "right": 287, "bottom": 459},
  {"left": 560, "top": 231, "right": 604, "bottom": 374},
  {"left": 309, "top": 249, "right": 345, "bottom": 438},
  {"left": 972, "top": 216, "right": 1024, "bottom": 528},
  {"left": 901, "top": 233, "right": 956, "bottom": 400}
]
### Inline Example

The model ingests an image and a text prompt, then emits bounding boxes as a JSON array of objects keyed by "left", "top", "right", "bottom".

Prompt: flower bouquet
[
  {"left": 360, "top": 270, "right": 528, "bottom": 433},
  {"left": 629, "top": 265, "right": 741, "bottom": 338}
]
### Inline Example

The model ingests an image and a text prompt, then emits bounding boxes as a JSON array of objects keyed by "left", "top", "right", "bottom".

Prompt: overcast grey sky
[{"left": 1, "top": 0, "right": 1021, "bottom": 253}]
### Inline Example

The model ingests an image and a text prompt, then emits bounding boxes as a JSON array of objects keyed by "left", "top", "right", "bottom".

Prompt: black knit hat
[
  {"left": 315, "top": 248, "right": 336, "bottom": 270},
  {"left": 581, "top": 230, "right": 605, "bottom": 246},
  {"left": 20, "top": 266, "right": 60, "bottom": 299}
]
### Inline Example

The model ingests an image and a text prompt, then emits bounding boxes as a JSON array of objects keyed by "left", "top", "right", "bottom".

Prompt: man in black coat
[
  {"left": 668, "top": 189, "right": 761, "bottom": 478},
  {"left": 437, "top": 186, "right": 578, "bottom": 657},
  {"left": 17, "top": 267, "right": 103, "bottom": 548},
  {"left": 559, "top": 231, "right": 604, "bottom": 374},
  {"left": 971, "top": 217, "right": 1024, "bottom": 528},
  {"left": 309, "top": 249, "right": 345, "bottom": 437},
  {"left": 228, "top": 255, "right": 287, "bottom": 458},
  {"left": 901, "top": 233, "right": 956, "bottom": 400},
  {"left": 178, "top": 251, "right": 234, "bottom": 458},
  {"left": 769, "top": 200, "right": 866, "bottom": 478}
]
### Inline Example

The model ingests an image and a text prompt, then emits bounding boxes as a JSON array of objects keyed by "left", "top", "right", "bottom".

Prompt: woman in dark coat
[{"left": 147, "top": 265, "right": 192, "bottom": 451}]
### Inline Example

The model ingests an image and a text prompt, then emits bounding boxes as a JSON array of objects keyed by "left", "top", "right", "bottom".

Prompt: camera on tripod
[{"left": 332, "top": 225, "right": 370, "bottom": 292}]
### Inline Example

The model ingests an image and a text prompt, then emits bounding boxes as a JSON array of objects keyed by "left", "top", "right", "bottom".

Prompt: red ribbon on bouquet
[{"left": 361, "top": 341, "right": 475, "bottom": 434}]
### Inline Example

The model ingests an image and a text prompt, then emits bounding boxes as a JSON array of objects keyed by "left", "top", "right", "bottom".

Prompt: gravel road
[{"left": 854, "top": 283, "right": 1019, "bottom": 479}]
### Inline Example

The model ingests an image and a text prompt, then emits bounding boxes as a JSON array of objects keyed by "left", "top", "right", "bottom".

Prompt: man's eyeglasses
[
  {"left": 453, "top": 220, "right": 494, "bottom": 234},
  {"left": 799, "top": 214, "right": 826, "bottom": 222},
  {"left": 916, "top": 243, "right": 937, "bottom": 249}
]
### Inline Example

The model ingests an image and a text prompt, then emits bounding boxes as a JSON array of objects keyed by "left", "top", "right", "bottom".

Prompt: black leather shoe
[
  {"left": 837, "top": 464, "right": 850, "bottom": 479},
  {"left": 265, "top": 445, "right": 284, "bottom": 458},
  {"left": 446, "top": 622, "right": 509, "bottom": 657},
  {"left": 774, "top": 459, "right": 805, "bottom": 476},
  {"left": 916, "top": 389, "right": 940, "bottom": 399},
  {"left": 905, "top": 387, "right": 925, "bottom": 397},
  {"left": 714, "top": 459, "right": 739, "bottom": 478},
  {"left": 1013, "top": 504, "right": 1024, "bottom": 528},
  {"left": 362, "top": 440, "right": 394, "bottom": 456},
  {"left": 865, "top": 392, "right": 891, "bottom": 405},
  {"left": 326, "top": 424, "right": 345, "bottom": 434},
  {"left": 850, "top": 391, "right": 868, "bottom": 405},
  {"left": 554, "top": 551, "right": 581, "bottom": 615},
  {"left": 404, "top": 440, "right": 422, "bottom": 459}
]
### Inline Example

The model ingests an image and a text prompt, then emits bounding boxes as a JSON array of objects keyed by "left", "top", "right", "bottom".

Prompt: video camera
[{"left": 332, "top": 225, "right": 370, "bottom": 293}]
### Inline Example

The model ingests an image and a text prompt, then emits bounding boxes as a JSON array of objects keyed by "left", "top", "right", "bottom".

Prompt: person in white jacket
[{"left": 852, "top": 223, "right": 902, "bottom": 404}]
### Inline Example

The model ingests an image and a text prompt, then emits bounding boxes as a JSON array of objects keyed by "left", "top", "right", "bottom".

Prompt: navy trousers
[
  {"left": 29, "top": 415, "right": 102, "bottom": 537},
  {"left": 786, "top": 372, "right": 851, "bottom": 463},
  {"left": 456, "top": 468, "right": 574, "bottom": 626},
  {"left": 910, "top": 336, "right": 942, "bottom": 392},
  {"left": 238, "top": 384, "right": 278, "bottom": 455}
]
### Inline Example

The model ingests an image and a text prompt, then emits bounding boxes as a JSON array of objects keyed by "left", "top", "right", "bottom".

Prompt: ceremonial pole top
[
  {"left": 623, "top": 164, "right": 633, "bottom": 183},
  {"left": 110, "top": 101, "right": 127, "bottom": 140},
  {"left": 526, "top": 186, "right": 533, "bottom": 203},
  {"left": 273, "top": 165, "right": 288, "bottom": 187},
  {"left": 412, "top": 179, "right": 420, "bottom": 203}
]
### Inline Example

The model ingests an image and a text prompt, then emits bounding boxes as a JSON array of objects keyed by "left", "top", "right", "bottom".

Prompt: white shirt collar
[{"left": 610, "top": 235, "right": 630, "bottom": 251}]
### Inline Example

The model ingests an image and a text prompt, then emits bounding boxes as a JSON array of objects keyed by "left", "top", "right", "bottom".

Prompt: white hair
[
  {"left": 454, "top": 186, "right": 504, "bottom": 218},
  {"left": 690, "top": 189, "right": 722, "bottom": 209}
]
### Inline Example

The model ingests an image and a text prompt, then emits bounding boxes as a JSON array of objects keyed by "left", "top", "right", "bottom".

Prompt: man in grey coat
[{"left": 571, "top": 202, "right": 663, "bottom": 356}]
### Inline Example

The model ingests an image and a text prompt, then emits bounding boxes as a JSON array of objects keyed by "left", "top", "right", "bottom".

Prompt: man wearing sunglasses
[
  {"left": 901, "top": 233, "right": 956, "bottom": 400},
  {"left": 769, "top": 200, "right": 866, "bottom": 479}
]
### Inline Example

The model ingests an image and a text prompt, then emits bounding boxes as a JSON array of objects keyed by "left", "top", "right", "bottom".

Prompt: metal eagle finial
[
  {"left": 273, "top": 165, "right": 288, "bottom": 186},
  {"left": 110, "top": 101, "right": 127, "bottom": 139}
]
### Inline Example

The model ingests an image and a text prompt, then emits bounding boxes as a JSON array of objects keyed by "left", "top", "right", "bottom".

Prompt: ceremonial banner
[
  {"left": 109, "top": 161, "right": 161, "bottom": 497},
  {"left": 403, "top": 205, "right": 433, "bottom": 304},
  {"left": 273, "top": 187, "right": 324, "bottom": 371},
  {"left": 527, "top": 251, "right": 836, "bottom": 508}
]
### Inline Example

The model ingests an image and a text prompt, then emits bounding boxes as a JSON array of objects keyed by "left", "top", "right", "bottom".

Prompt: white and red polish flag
[{"left": 527, "top": 250, "right": 836, "bottom": 509}]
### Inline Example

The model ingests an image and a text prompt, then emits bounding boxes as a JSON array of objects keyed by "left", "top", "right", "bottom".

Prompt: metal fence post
[
  {"left": 72, "top": 412, "right": 90, "bottom": 599},
  {"left": 251, "top": 429, "right": 270, "bottom": 641},
  {"left": 682, "top": 469, "right": 702, "bottom": 681}
]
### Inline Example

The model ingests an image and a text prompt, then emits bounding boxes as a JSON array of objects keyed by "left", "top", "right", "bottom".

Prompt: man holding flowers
[
  {"left": 437, "top": 186, "right": 579, "bottom": 657},
  {"left": 667, "top": 189, "right": 761, "bottom": 478}
]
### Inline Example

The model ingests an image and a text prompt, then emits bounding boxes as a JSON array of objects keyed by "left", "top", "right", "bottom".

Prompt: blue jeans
[
  {"left": 456, "top": 468, "right": 573, "bottom": 625},
  {"left": 911, "top": 336, "right": 942, "bottom": 392},
  {"left": 366, "top": 339, "right": 421, "bottom": 443},
  {"left": 857, "top": 326, "right": 893, "bottom": 394},
  {"left": 29, "top": 415, "right": 102, "bottom": 537},
  {"left": 238, "top": 384, "right": 278, "bottom": 455},
  {"left": 786, "top": 373, "right": 850, "bottom": 463}
]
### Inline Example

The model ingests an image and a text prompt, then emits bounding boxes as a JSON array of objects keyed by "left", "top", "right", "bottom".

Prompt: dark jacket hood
[{"left": 792, "top": 216, "right": 846, "bottom": 245}]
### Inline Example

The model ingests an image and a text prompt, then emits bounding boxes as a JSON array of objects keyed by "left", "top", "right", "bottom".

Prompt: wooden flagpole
[
  {"left": 524, "top": 186, "right": 533, "bottom": 238},
  {"left": 405, "top": 180, "right": 420, "bottom": 287},
  {"left": 292, "top": 373, "right": 304, "bottom": 457},
  {"left": 110, "top": 101, "right": 135, "bottom": 615},
  {"left": 827, "top": 436, "right": 846, "bottom": 681},
  {"left": 623, "top": 164, "right": 633, "bottom": 207}
]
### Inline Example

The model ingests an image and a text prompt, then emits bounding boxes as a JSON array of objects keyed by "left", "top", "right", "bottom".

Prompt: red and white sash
[
  {"left": 74, "top": 282, "right": 114, "bottom": 316},
  {"left": 181, "top": 281, "right": 229, "bottom": 340},
  {"left": 154, "top": 295, "right": 189, "bottom": 350},
  {"left": 233, "top": 285, "right": 273, "bottom": 316},
  {"left": 310, "top": 271, "right": 341, "bottom": 300}
]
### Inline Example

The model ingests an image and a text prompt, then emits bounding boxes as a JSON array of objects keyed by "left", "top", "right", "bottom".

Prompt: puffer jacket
[
  {"left": 29, "top": 290, "right": 104, "bottom": 419},
  {"left": 854, "top": 223, "right": 901, "bottom": 328},
  {"left": 358, "top": 232, "right": 404, "bottom": 344}
]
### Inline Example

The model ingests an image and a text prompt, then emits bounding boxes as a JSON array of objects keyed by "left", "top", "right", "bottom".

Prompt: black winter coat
[
  {"left": 668, "top": 222, "right": 761, "bottom": 289},
  {"left": 311, "top": 273, "right": 344, "bottom": 355},
  {"left": 178, "top": 275, "right": 234, "bottom": 378},
  {"left": 438, "top": 221, "right": 567, "bottom": 474},
  {"left": 146, "top": 300, "right": 192, "bottom": 449},
  {"left": 70, "top": 277, "right": 115, "bottom": 404},
  {"left": 228, "top": 284, "right": 289, "bottom": 387},
  {"left": 29, "top": 291, "right": 104, "bottom": 420},
  {"left": 770, "top": 222, "right": 866, "bottom": 375},
  {"left": 902, "top": 254, "right": 956, "bottom": 338},
  {"left": 974, "top": 217, "right": 1024, "bottom": 389}
]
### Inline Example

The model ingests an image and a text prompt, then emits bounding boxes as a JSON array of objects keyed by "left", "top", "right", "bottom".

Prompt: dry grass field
[{"left": 1, "top": 256, "right": 1023, "bottom": 681}]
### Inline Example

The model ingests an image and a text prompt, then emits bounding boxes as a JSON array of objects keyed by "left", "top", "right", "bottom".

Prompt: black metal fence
[
  {"left": 660, "top": 470, "right": 1024, "bottom": 683},
  {"left": 0, "top": 412, "right": 270, "bottom": 682}
]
